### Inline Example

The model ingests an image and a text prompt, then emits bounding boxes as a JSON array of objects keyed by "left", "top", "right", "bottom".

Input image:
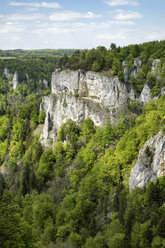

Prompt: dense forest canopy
[
  {"left": 0, "top": 40, "right": 165, "bottom": 248},
  {"left": 58, "top": 41, "right": 165, "bottom": 71},
  {"left": 0, "top": 48, "right": 77, "bottom": 58},
  {"left": 58, "top": 40, "right": 165, "bottom": 94}
]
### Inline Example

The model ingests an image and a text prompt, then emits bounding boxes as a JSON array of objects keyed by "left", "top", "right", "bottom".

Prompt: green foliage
[
  {"left": 57, "top": 40, "right": 165, "bottom": 93},
  {"left": 0, "top": 191, "right": 35, "bottom": 248},
  {"left": 58, "top": 119, "right": 79, "bottom": 144},
  {"left": 118, "top": 70, "right": 124, "bottom": 81},
  {"left": 128, "top": 100, "right": 143, "bottom": 115},
  {"left": 0, "top": 115, "right": 10, "bottom": 141},
  {"left": 0, "top": 140, "right": 8, "bottom": 164},
  {"left": 38, "top": 110, "right": 46, "bottom": 124},
  {"left": 92, "top": 60, "right": 101, "bottom": 71},
  {"left": 146, "top": 72, "right": 156, "bottom": 88},
  {"left": 36, "top": 149, "right": 55, "bottom": 184},
  {"left": 0, "top": 41, "right": 165, "bottom": 248},
  {"left": 79, "top": 118, "right": 95, "bottom": 143},
  {"left": 44, "top": 89, "right": 51, "bottom": 96}
]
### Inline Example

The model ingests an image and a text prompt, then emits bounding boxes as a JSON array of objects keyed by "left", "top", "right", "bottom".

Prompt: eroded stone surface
[
  {"left": 40, "top": 70, "right": 136, "bottom": 146},
  {"left": 129, "top": 131, "right": 165, "bottom": 191},
  {"left": 39, "top": 58, "right": 163, "bottom": 147},
  {"left": 139, "top": 84, "right": 151, "bottom": 104},
  {"left": 12, "top": 71, "right": 19, "bottom": 90}
]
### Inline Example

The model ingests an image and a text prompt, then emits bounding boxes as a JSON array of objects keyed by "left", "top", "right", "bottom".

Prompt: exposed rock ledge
[
  {"left": 129, "top": 131, "right": 165, "bottom": 191},
  {"left": 39, "top": 68, "right": 164, "bottom": 147},
  {"left": 39, "top": 70, "right": 136, "bottom": 147}
]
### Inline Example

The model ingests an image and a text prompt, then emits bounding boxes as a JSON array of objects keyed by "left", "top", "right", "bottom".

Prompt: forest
[
  {"left": 0, "top": 48, "right": 77, "bottom": 58},
  {"left": 58, "top": 40, "right": 165, "bottom": 95},
  {"left": 0, "top": 40, "right": 165, "bottom": 248}
]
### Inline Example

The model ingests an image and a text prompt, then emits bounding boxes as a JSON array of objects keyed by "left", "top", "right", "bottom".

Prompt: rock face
[
  {"left": 139, "top": 84, "right": 151, "bottom": 103},
  {"left": 12, "top": 71, "right": 19, "bottom": 90},
  {"left": 39, "top": 57, "right": 163, "bottom": 147},
  {"left": 43, "top": 79, "right": 48, "bottom": 89},
  {"left": 4, "top": 68, "right": 12, "bottom": 79},
  {"left": 122, "top": 59, "right": 142, "bottom": 81},
  {"left": 51, "top": 70, "right": 136, "bottom": 107},
  {"left": 40, "top": 70, "right": 136, "bottom": 147},
  {"left": 3, "top": 69, "right": 19, "bottom": 89},
  {"left": 131, "top": 59, "right": 142, "bottom": 77},
  {"left": 151, "top": 59, "right": 160, "bottom": 73},
  {"left": 129, "top": 131, "right": 165, "bottom": 191}
]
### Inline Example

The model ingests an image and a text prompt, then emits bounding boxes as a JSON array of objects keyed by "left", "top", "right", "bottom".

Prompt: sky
[{"left": 0, "top": 0, "right": 165, "bottom": 50}]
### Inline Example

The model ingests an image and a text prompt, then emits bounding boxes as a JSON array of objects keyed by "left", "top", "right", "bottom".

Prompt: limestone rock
[
  {"left": 12, "top": 71, "right": 19, "bottom": 90},
  {"left": 133, "top": 59, "right": 142, "bottom": 67},
  {"left": 151, "top": 59, "right": 160, "bottom": 73},
  {"left": 39, "top": 63, "right": 162, "bottom": 147},
  {"left": 122, "top": 59, "right": 142, "bottom": 81},
  {"left": 122, "top": 60, "right": 130, "bottom": 82},
  {"left": 4, "top": 68, "right": 12, "bottom": 79},
  {"left": 79, "top": 81, "right": 88, "bottom": 97},
  {"left": 43, "top": 79, "right": 48, "bottom": 89},
  {"left": 122, "top": 60, "right": 127, "bottom": 67},
  {"left": 131, "top": 59, "right": 142, "bottom": 77},
  {"left": 139, "top": 84, "right": 151, "bottom": 103},
  {"left": 39, "top": 92, "right": 112, "bottom": 147},
  {"left": 123, "top": 68, "right": 130, "bottom": 82},
  {"left": 129, "top": 131, "right": 165, "bottom": 191},
  {"left": 26, "top": 73, "right": 29, "bottom": 81},
  {"left": 51, "top": 70, "right": 136, "bottom": 108},
  {"left": 160, "top": 87, "right": 165, "bottom": 96},
  {"left": 39, "top": 70, "right": 136, "bottom": 147},
  {"left": 51, "top": 70, "right": 80, "bottom": 94}
]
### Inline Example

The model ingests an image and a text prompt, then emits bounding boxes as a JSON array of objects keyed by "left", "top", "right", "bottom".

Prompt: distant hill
[{"left": 3, "top": 48, "right": 79, "bottom": 58}]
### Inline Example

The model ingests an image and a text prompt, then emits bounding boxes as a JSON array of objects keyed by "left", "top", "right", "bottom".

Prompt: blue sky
[{"left": 0, "top": 0, "right": 165, "bottom": 49}]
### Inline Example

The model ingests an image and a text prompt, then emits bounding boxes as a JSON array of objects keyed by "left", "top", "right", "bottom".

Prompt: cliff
[
  {"left": 40, "top": 70, "right": 137, "bottom": 146},
  {"left": 4, "top": 68, "right": 19, "bottom": 89},
  {"left": 39, "top": 59, "right": 161, "bottom": 147},
  {"left": 129, "top": 131, "right": 165, "bottom": 191}
]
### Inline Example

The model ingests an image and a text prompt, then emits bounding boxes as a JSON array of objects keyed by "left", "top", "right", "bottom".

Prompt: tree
[
  {"left": 38, "top": 110, "right": 46, "bottom": 124},
  {"left": 92, "top": 60, "right": 101, "bottom": 72},
  {"left": 80, "top": 118, "right": 95, "bottom": 143},
  {"left": 0, "top": 191, "right": 35, "bottom": 248},
  {"left": 110, "top": 43, "right": 117, "bottom": 50}
]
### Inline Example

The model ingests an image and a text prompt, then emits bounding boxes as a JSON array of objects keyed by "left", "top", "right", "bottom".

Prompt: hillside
[
  {"left": 0, "top": 41, "right": 165, "bottom": 248},
  {"left": 0, "top": 49, "right": 77, "bottom": 59}
]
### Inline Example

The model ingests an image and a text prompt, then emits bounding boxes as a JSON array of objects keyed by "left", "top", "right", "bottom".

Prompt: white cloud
[
  {"left": 9, "top": 1, "right": 62, "bottom": 9},
  {"left": 0, "top": 23, "right": 24, "bottom": 34},
  {"left": 1, "top": 13, "right": 44, "bottom": 21},
  {"left": 113, "top": 9, "right": 142, "bottom": 20},
  {"left": 104, "top": 0, "right": 139, "bottom": 6},
  {"left": 97, "top": 27, "right": 165, "bottom": 48},
  {"left": 26, "top": 8, "right": 38, "bottom": 11},
  {"left": 1, "top": 20, "right": 165, "bottom": 50},
  {"left": 110, "top": 19, "right": 134, "bottom": 25},
  {"left": 11, "top": 36, "right": 21, "bottom": 42},
  {"left": 49, "top": 10, "right": 101, "bottom": 21}
]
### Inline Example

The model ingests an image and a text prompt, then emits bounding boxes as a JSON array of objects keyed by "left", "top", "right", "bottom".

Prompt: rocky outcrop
[
  {"left": 40, "top": 70, "right": 136, "bottom": 147},
  {"left": 43, "top": 79, "right": 48, "bottom": 89},
  {"left": 122, "top": 59, "right": 142, "bottom": 81},
  {"left": 12, "top": 71, "right": 19, "bottom": 90},
  {"left": 51, "top": 70, "right": 136, "bottom": 108},
  {"left": 139, "top": 84, "right": 151, "bottom": 103},
  {"left": 129, "top": 131, "right": 165, "bottom": 191},
  {"left": 131, "top": 59, "right": 142, "bottom": 77},
  {"left": 122, "top": 58, "right": 160, "bottom": 83},
  {"left": 39, "top": 57, "right": 163, "bottom": 147},
  {"left": 3, "top": 68, "right": 19, "bottom": 89},
  {"left": 4, "top": 68, "right": 12, "bottom": 79},
  {"left": 151, "top": 59, "right": 160, "bottom": 73}
]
